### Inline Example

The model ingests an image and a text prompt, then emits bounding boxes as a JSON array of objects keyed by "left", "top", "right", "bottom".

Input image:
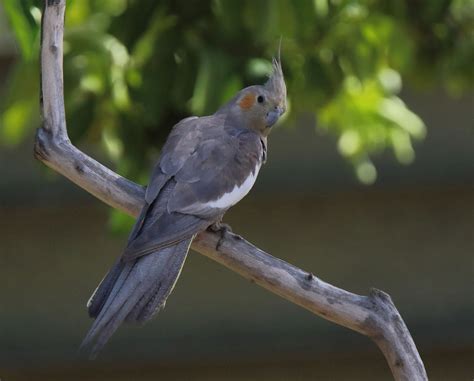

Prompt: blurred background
[{"left": 0, "top": 1, "right": 473, "bottom": 380}]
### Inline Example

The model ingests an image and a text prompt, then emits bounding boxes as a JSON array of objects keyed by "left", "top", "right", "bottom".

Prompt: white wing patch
[{"left": 205, "top": 164, "right": 261, "bottom": 210}]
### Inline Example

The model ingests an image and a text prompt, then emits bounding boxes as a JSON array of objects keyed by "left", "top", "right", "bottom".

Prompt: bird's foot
[{"left": 208, "top": 222, "right": 233, "bottom": 251}]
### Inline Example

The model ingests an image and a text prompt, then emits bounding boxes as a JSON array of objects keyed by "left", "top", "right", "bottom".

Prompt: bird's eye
[{"left": 257, "top": 95, "right": 265, "bottom": 104}]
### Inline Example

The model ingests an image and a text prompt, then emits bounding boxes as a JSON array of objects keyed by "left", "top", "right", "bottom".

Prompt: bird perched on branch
[{"left": 81, "top": 55, "right": 287, "bottom": 357}]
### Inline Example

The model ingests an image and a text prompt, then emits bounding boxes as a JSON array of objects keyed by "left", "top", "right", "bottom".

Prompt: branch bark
[{"left": 35, "top": 2, "right": 428, "bottom": 380}]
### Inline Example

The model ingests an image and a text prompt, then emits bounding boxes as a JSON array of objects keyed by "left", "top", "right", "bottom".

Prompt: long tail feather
[{"left": 80, "top": 237, "right": 193, "bottom": 358}]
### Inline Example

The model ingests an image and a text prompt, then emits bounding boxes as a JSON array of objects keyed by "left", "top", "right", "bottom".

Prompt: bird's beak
[{"left": 266, "top": 106, "right": 285, "bottom": 127}]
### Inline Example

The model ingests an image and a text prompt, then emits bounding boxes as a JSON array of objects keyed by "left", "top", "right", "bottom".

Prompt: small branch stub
[{"left": 35, "top": 1, "right": 428, "bottom": 380}]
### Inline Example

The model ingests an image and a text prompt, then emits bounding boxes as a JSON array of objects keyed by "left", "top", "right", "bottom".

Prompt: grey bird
[{"left": 80, "top": 57, "right": 287, "bottom": 357}]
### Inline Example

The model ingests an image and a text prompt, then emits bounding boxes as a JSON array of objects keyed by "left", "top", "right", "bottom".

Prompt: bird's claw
[{"left": 208, "top": 222, "right": 233, "bottom": 251}]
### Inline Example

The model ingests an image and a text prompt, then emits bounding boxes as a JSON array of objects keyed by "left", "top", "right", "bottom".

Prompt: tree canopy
[{"left": 1, "top": 0, "right": 472, "bottom": 186}]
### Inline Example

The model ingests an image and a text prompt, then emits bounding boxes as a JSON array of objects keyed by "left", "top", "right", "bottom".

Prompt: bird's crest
[{"left": 264, "top": 45, "right": 286, "bottom": 108}]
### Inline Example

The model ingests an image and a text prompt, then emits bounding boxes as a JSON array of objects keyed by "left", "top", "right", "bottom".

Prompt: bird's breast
[{"left": 205, "top": 164, "right": 261, "bottom": 210}]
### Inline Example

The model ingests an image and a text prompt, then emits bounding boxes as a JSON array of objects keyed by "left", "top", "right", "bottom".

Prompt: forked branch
[{"left": 35, "top": 2, "right": 428, "bottom": 380}]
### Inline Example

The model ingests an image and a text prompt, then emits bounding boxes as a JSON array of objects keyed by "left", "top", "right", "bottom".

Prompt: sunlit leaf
[
  {"left": 378, "top": 98, "right": 426, "bottom": 139},
  {"left": 356, "top": 159, "right": 377, "bottom": 185}
]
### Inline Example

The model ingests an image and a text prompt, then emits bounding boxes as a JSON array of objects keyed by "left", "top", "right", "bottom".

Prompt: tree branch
[{"left": 35, "top": 2, "right": 428, "bottom": 380}]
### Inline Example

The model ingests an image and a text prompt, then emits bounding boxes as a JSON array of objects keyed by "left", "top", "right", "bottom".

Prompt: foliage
[{"left": 1, "top": 0, "right": 472, "bottom": 188}]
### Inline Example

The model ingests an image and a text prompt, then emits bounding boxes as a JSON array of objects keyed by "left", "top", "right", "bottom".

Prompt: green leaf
[
  {"left": 0, "top": 99, "right": 35, "bottom": 145},
  {"left": 3, "top": 0, "right": 40, "bottom": 60}
]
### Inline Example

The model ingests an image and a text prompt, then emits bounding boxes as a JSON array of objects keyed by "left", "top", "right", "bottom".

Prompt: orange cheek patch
[{"left": 238, "top": 93, "right": 255, "bottom": 109}]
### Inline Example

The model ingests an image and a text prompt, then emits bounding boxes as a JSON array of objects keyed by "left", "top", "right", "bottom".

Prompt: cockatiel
[{"left": 81, "top": 56, "right": 287, "bottom": 357}]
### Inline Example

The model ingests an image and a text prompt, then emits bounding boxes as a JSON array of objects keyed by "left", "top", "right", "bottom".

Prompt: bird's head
[{"left": 222, "top": 56, "right": 287, "bottom": 136}]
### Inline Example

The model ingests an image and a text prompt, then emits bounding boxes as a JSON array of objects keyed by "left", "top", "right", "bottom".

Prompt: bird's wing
[
  {"left": 167, "top": 124, "right": 264, "bottom": 218},
  {"left": 121, "top": 116, "right": 207, "bottom": 261},
  {"left": 144, "top": 116, "right": 200, "bottom": 205},
  {"left": 122, "top": 177, "right": 211, "bottom": 261}
]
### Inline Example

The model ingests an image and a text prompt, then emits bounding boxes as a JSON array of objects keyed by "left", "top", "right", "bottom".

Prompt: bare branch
[{"left": 35, "top": 2, "right": 428, "bottom": 380}]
